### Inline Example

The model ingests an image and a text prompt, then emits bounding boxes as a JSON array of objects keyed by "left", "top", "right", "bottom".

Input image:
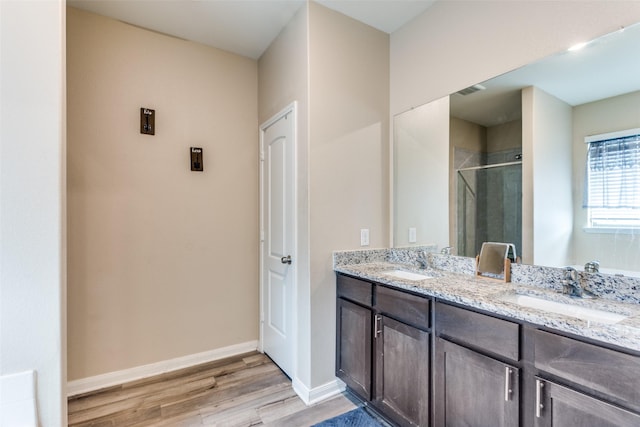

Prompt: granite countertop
[{"left": 335, "top": 260, "right": 640, "bottom": 353}]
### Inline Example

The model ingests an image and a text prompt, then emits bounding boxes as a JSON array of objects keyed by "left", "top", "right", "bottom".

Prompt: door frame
[{"left": 258, "top": 101, "right": 298, "bottom": 376}]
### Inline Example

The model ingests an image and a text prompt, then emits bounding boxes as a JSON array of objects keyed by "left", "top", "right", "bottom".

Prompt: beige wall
[
  {"left": 449, "top": 117, "right": 486, "bottom": 247},
  {"left": 391, "top": 1, "right": 640, "bottom": 115},
  {"left": 395, "top": 97, "right": 450, "bottom": 248},
  {"left": 67, "top": 8, "right": 259, "bottom": 380},
  {"left": 522, "top": 87, "right": 573, "bottom": 266},
  {"left": 258, "top": 4, "right": 309, "bottom": 126},
  {"left": 308, "top": 2, "right": 389, "bottom": 387},
  {"left": 450, "top": 117, "right": 486, "bottom": 153},
  {"left": 1, "top": 1, "right": 66, "bottom": 424},
  {"left": 572, "top": 91, "right": 640, "bottom": 271},
  {"left": 487, "top": 120, "right": 522, "bottom": 153},
  {"left": 258, "top": 4, "right": 312, "bottom": 387},
  {"left": 448, "top": 118, "right": 521, "bottom": 156},
  {"left": 258, "top": 2, "right": 389, "bottom": 393}
]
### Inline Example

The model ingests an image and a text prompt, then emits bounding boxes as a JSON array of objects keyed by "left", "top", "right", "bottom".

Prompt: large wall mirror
[{"left": 393, "top": 22, "right": 640, "bottom": 275}]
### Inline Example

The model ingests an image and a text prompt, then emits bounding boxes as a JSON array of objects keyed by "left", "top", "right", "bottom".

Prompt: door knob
[{"left": 281, "top": 255, "right": 292, "bottom": 264}]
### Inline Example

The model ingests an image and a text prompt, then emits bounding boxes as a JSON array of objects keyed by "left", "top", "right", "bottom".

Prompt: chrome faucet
[
  {"left": 562, "top": 267, "right": 596, "bottom": 298},
  {"left": 562, "top": 267, "right": 582, "bottom": 297},
  {"left": 416, "top": 251, "right": 429, "bottom": 269},
  {"left": 584, "top": 260, "right": 600, "bottom": 273},
  {"left": 441, "top": 246, "right": 453, "bottom": 255}
]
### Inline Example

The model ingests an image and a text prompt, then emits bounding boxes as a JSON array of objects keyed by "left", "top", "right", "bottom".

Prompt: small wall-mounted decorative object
[
  {"left": 190, "top": 147, "right": 203, "bottom": 171},
  {"left": 140, "top": 107, "right": 155, "bottom": 135}
]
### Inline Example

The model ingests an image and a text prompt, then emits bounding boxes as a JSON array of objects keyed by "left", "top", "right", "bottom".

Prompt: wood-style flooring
[{"left": 67, "top": 351, "right": 358, "bottom": 426}]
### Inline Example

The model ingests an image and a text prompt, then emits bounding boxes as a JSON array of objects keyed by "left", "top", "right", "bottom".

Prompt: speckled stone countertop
[{"left": 334, "top": 248, "right": 640, "bottom": 353}]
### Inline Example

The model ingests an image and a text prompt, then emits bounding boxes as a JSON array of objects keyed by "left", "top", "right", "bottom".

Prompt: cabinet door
[
  {"left": 374, "top": 315, "right": 430, "bottom": 427},
  {"left": 534, "top": 379, "right": 640, "bottom": 427},
  {"left": 336, "top": 297, "right": 372, "bottom": 400},
  {"left": 435, "top": 338, "right": 519, "bottom": 427}
]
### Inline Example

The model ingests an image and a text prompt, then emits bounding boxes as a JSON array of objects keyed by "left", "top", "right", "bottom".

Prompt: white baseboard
[
  {"left": 67, "top": 340, "right": 258, "bottom": 397},
  {"left": 292, "top": 377, "right": 345, "bottom": 406}
]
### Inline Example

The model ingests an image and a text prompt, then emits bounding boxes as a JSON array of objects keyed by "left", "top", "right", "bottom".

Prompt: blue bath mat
[{"left": 312, "top": 407, "right": 386, "bottom": 427}]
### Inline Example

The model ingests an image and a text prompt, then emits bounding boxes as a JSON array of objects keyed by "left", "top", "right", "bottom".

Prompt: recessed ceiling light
[{"left": 568, "top": 41, "right": 590, "bottom": 52}]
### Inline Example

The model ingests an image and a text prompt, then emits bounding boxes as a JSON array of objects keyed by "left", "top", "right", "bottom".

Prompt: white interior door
[{"left": 260, "top": 104, "right": 296, "bottom": 379}]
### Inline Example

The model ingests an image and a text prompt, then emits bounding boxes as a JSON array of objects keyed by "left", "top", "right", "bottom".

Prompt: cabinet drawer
[
  {"left": 436, "top": 303, "right": 520, "bottom": 361},
  {"left": 534, "top": 329, "right": 640, "bottom": 409},
  {"left": 337, "top": 274, "right": 372, "bottom": 307},
  {"left": 375, "top": 285, "right": 430, "bottom": 330}
]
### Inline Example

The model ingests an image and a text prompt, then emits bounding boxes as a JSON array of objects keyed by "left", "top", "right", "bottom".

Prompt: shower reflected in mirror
[
  {"left": 450, "top": 112, "right": 523, "bottom": 259},
  {"left": 456, "top": 159, "right": 522, "bottom": 258}
]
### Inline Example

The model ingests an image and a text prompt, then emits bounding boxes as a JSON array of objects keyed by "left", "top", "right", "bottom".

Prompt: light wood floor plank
[
  {"left": 199, "top": 384, "right": 295, "bottom": 424},
  {"left": 68, "top": 352, "right": 358, "bottom": 427},
  {"left": 68, "top": 353, "right": 260, "bottom": 416},
  {"left": 129, "top": 409, "right": 204, "bottom": 427},
  {"left": 265, "top": 394, "right": 357, "bottom": 427},
  {"left": 69, "top": 372, "right": 217, "bottom": 414},
  {"left": 257, "top": 394, "right": 307, "bottom": 424},
  {"left": 159, "top": 367, "right": 287, "bottom": 419}
]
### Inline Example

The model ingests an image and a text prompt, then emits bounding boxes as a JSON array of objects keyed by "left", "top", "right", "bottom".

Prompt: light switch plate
[
  {"left": 409, "top": 227, "right": 417, "bottom": 243},
  {"left": 360, "top": 229, "right": 370, "bottom": 246}
]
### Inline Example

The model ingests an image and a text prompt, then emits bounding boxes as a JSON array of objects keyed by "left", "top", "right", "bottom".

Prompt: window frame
[{"left": 584, "top": 128, "right": 640, "bottom": 233}]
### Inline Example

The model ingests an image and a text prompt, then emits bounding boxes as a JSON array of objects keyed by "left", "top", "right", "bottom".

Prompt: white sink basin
[
  {"left": 499, "top": 294, "right": 628, "bottom": 325},
  {"left": 382, "top": 269, "right": 435, "bottom": 281}
]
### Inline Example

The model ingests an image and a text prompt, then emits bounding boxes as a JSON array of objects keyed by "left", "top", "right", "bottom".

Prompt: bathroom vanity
[
  {"left": 337, "top": 274, "right": 431, "bottom": 426},
  {"left": 334, "top": 249, "right": 640, "bottom": 427}
]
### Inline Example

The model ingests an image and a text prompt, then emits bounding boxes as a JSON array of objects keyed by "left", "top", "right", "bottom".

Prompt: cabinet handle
[
  {"left": 374, "top": 315, "right": 382, "bottom": 338},
  {"left": 504, "top": 367, "right": 513, "bottom": 401},
  {"left": 535, "top": 379, "right": 545, "bottom": 418}
]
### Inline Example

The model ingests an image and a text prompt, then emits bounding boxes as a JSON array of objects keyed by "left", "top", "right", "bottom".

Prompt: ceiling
[{"left": 67, "top": 0, "right": 436, "bottom": 59}]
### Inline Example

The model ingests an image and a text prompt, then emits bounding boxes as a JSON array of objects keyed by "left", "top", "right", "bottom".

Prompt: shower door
[{"left": 457, "top": 163, "right": 522, "bottom": 258}]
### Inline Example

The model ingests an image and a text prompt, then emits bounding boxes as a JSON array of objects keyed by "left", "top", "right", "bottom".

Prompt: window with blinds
[{"left": 584, "top": 128, "right": 640, "bottom": 229}]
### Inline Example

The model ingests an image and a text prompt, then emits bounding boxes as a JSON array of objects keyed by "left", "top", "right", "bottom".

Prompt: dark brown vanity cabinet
[
  {"left": 532, "top": 329, "right": 640, "bottom": 427},
  {"left": 435, "top": 339, "right": 520, "bottom": 427},
  {"left": 336, "top": 274, "right": 431, "bottom": 427},
  {"left": 533, "top": 380, "right": 640, "bottom": 427},
  {"left": 373, "top": 286, "right": 431, "bottom": 427},
  {"left": 434, "top": 303, "right": 520, "bottom": 427},
  {"left": 336, "top": 275, "right": 373, "bottom": 400},
  {"left": 336, "top": 273, "right": 640, "bottom": 427}
]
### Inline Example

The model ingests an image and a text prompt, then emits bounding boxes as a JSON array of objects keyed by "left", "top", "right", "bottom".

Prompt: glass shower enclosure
[{"left": 456, "top": 161, "right": 522, "bottom": 258}]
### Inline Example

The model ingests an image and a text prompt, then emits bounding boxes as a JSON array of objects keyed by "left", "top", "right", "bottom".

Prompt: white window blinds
[{"left": 585, "top": 128, "right": 640, "bottom": 229}]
